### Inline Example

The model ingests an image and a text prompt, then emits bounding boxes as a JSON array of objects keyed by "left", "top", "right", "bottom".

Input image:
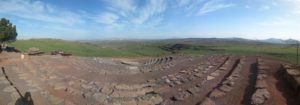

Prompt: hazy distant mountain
[
  {"left": 285, "top": 39, "right": 299, "bottom": 44},
  {"left": 80, "top": 37, "right": 299, "bottom": 45},
  {"left": 161, "top": 38, "right": 264, "bottom": 45},
  {"left": 261, "top": 38, "right": 285, "bottom": 44},
  {"left": 260, "top": 38, "right": 299, "bottom": 44},
  {"left": 163, "top": 38, "right": 299, "bottom": 45}
]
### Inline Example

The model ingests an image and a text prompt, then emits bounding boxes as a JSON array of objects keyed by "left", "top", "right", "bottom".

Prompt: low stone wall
[
  {"left": 282, "top": 64, "right": 300, "bottom": 102},
  {"left": 251, "top": 58, "right": 271, "bottom": 105}
]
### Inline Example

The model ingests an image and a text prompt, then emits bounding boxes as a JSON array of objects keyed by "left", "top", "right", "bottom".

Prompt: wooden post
[{"left": 297, "top": 42, "right": 299, "bottom": 65}]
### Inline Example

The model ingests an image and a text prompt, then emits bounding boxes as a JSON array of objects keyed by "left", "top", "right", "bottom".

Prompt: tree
[{"left": 0, "top": 18, "right": 18, "bottom": 50}]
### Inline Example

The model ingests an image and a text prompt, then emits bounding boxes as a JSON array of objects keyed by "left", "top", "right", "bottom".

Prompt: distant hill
[
  {"left": 160, "top": 38, "right": 266, "bottom": 45},
  {"left": 260, "top": 38, "right": 299, "bottom": 44}
]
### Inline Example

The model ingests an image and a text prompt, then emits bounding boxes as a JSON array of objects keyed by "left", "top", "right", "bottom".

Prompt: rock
[
  {"left": 137, "top": 94, "right": 163, "bottom": 105},
  {"left": 196, "top": 83, "right": 203, "bottom": 87},
  {"left": 255, "top": 80, "right": 267, "bottom": 89},
  {"left": 81, "top": 84, "right": 93, "bottom": 90},
  {"left": 284, "top": 64, "right": 293, "bottom": 69},
  {"left": 27, "top": 47, "right": 44, "bottom": 55},
  {"left": 210, "top": 71, "right": 221, "bottom": 77},
  {"left": 147, "top": 79, "right": 156, "bottom": 83},
  {"left": 226, "top": 76, "right": 237, "bottom": 81},
  {"left": 174, "top": 91, "right": 191, "bottom": 101},
  {"left": 174, "top": 80, "right": 182, "bottom": 85},
  {"left": 194, "top": 73, "right": 203, "bottom": 78},
  {"left": 90, "top": 87, "right": 100, "bottom": 92},
  {"left": 287, "top": 69, "right": 300, "bottom": 76},
  {"left": 207, "top": 76, "right": 215, "bottom": 81},
  {"left": 231, "top": 72, "right": 240, "bottom": 78},
  {"left": 209, "top": 89, "right": 225, "bottom": 98},
  {"left": 165, "top": 78, "right": 171, "bottom": 84},
  {"left": 187, "top": 86, "right": 201, "bottom": 95},
  {"left": 251, "top": 89, "right": 270, "bottom": 105},
  {"left": 219, "top": 66, "right": 227, "bottom": 70},
  {"left": 168, "top": 83, "right": 175, "bottom": 88},
  {"left": 84, "top": 92, "right": 94, "bottom": 98},
  {"left": 200, "top": 98, "right": 216, "bottom": 105},
  {"left": 179, "top": 70, "right": 188, "bottom": 74},
  {"left": 93, "top": 93, "right": 107, "bottom": 103},
  {"left": 222, "top": 80, "right": 234, "bottom": 86},
  {"left": 67, "top": 87, "right": 81, "bottom": 95},
  {"left": 180, "top": 77, "right": 190, "bottom": 83},
  {"left": 219, "top": 85, "right": 232, "bottom": 92},
  {"left": 169, "top": 76, "right": 178, "bottom": 81},
  {"left": 257, "top": 74, "right": 267, "bottom": 80},
  {"left": 101, "top": 85, "right": 114, "bottom": 95}
]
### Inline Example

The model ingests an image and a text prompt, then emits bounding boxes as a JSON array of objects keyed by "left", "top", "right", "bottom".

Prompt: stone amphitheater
[{"left": 0, "top": 52, "right": 299, "bottom": 105}]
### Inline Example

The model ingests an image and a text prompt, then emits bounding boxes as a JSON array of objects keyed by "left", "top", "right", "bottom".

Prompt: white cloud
[
  {"left": 197, "top": 0, "right": 235, "bottom": 16},
  {"left": 173, "top": 0, "right": 235, "bottom": 16},
  {"left": 176, "top": 0, "right": 192, "bottom": 7},
  {"left": 102, "top": 0, "right": 136, "bottom": 16},
  {"left": 132, "top": 0, "right": 167, "bottom": 24},
  {"left": 0, "top": 0, "right": 84, "bottom": 25},
  {"left": 96, "top": 0, "right": 167, "bottom": 30},
  {"left": 96, "top": 12, "right": 119, "bottom": 25},
  {"left": 291, "top": 0, "right": 300, "bottom": 14}
]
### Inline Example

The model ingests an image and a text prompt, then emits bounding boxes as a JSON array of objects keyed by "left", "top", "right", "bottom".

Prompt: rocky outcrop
[{"left": 282, "top": 64, "right": 300, "bottom": 103}]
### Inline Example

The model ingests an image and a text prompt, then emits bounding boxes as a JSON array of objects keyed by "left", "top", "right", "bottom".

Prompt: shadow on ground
[{"left": 15, "top": 92, "right": 34, "bottom": 105}]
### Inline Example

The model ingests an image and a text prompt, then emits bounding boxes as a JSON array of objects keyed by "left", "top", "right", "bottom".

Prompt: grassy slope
[
  {"left": 8, "top": 39, "right": 299, "bottom": 64},
  {"left": 9, "top": 39, "right": 170, "bottom": 57},
  {"left": 184, "top": 44, "right": 297, "bottom": 63}
]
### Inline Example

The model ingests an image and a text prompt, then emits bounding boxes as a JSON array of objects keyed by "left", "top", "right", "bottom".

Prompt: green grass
[
  {"left": 180, "top": 44, "right": 298, "bottom": 64},
  {"left": 8, "top": 39, "right": 170, "bottom": 57},
  {"left": 8, "top": 39, "right": 299, "bottom": 64}
]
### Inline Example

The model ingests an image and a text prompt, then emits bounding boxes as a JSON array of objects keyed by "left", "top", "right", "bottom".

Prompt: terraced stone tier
[{"left": 0, "top": 52, "right": 298, "bottom": 105}]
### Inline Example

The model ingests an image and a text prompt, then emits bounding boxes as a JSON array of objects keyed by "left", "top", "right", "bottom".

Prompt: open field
[{"left": 9, "top": 39, "right": 299, "bottom": 64}]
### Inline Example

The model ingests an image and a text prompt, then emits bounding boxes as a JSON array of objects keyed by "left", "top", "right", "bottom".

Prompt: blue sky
[{"left": 0, "top": 0, "right": 300, "bottom": 40}]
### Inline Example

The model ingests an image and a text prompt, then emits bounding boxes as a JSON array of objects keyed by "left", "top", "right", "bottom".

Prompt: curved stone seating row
[
  {"left": 200, "top": 57, "right": 241, "bottom": 105},
  {"left": 144, "top": 56, "right": 174, "bottom": 66}
]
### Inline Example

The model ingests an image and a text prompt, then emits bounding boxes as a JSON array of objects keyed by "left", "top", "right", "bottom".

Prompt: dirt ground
[{"left": 0, "top": 52, "right": 298, "bottom": 105}]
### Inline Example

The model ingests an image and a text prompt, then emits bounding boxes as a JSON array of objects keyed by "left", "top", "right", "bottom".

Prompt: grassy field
[
  {"left": 9, "top": 39, "right": 170, "bottom": 57},
  {"left": 8, "top": 39, "right": 299, "bottom": 64}
]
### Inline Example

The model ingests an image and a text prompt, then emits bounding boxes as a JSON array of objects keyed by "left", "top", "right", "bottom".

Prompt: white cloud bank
[{"left": 0, "top": 0, "right": 84, "bottom": 25}]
